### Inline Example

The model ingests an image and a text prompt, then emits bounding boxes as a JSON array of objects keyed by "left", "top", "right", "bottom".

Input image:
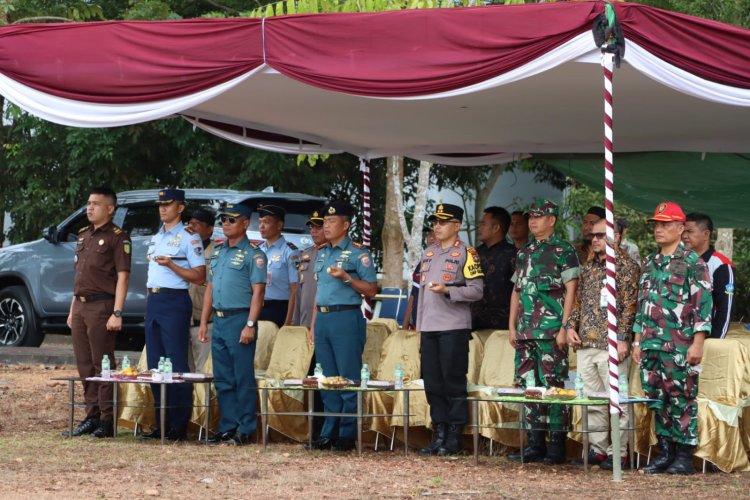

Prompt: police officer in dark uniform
[
  {"left": 199, "top": 203, "right": 267, "bottom": 445},
  {"left": 416, "top": 203, "right": 484, "bottom": 456},
  {"left": 258, "top": 204, "right": 300, "bottom": 327},
  {"left": 141, "top": 188, "right": 206, "bottom": 441},
  {"left": 65, "top": 187, "right": 131, "bottom": 438},
  {"left": 306, "top": 201, "right": 377, "bottom": 452}
]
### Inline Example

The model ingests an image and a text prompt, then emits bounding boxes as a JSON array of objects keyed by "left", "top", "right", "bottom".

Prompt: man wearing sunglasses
[
  {"left": 508, "top": 198, "right": 579, "bottom": 465},
  {"left": 199, "top": 203, "right": 267, "bottom": 445},
  {"left": 416, "top": 203, "right": 484, "bottom": 457},
  {"left": 566, "top": 218, "right": 639, "bottom": 469}
]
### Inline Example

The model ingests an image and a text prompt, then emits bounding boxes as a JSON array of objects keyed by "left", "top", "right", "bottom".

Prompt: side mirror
[{"left": 42, "top": 225, "right": 58, "bottom": 243}]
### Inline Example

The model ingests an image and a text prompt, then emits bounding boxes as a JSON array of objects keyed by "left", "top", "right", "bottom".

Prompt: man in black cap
[
  {"left": 187, "top": 208, "right": 216, "bottom": 372},
  {"left": 292, "top": 208, "right": 327, "bottom": 329},
  {"left": 141, "top": 188, "right": 206, "bottom": 441},
  {"left": 417, "top": 202, "right": 484, "bottom": 456},
  {"left": 307, "top": 201, "right": 377, "bottom": 451},
  {"left": 258, "top": 204, "right": 300, "bottom": 327},
  {"left": 575, "top": 206, "right": 606, "bottom": 263}
]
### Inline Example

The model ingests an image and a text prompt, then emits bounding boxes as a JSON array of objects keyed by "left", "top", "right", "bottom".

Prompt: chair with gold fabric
[
  {"left": 367, "top": 329, "right": 421, "bottom": 447},
  {"left": 117, "top": 346, "right": 155, "bottom": 434},
  {"left": 473, "top": 330, "right": 521, "bottom": 450},
  {"left": 363, "top": 321, "right": 391, "bottom": 377},
  {"left": 694, "top": 338, "right": 750, "bottom": 472},
  {"left": 188, "top": 353, "right": 220, "bottom": 439},
  {"left": 254, "top": 320, "right": 280, "bottom": 376},
  {"left": 256, "top": 325, "right": 314, "bottom": 442},
  {"left": 369, "top": 317, "right": 399, "bottom": 335}
]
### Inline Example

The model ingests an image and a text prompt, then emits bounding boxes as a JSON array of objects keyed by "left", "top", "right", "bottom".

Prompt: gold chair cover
[
  {"left": 117, "top": 345, "right": 155, "bottom": 432},
  {"left": 474, "top": 330, "right": 521, "bottom": 447},
  {"left": 367, "top": 329, "right": 421, "bottom": 437},
  {"left": 254, "top": 321, "right": 280, "bottom": 373},
  {"left": 369, "top": 317, "right": 399, "bottom": 335},
  {"left": 256, "top": 325, "right": 314, "bottom": 442},
  {"left": 363, "top": 322, "right": 391, "bottom": 376}
]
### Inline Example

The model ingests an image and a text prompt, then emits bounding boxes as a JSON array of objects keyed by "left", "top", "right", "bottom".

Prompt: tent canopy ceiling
[{"left": 0, "top": 2, "right": 749, "bottom": 220}]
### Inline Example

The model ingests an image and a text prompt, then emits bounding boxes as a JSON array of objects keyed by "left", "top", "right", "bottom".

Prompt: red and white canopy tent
[{"left": 1, "top": 1, "right": 749, "bottom": 475}]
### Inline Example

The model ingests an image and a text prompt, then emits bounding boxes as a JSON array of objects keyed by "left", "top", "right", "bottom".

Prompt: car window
[
  {"left": 238, "top": 198, "right": 324, "bottom": 234},
  {"left": 62, "top": 210, "right": 90, "bottom": 242},
  {"left": 121, "top": 204, "right": 161, "bottom": 237}
]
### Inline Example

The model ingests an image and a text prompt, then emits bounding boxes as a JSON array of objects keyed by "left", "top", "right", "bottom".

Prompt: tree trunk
[
  {"left": 381, "top": 156, "right": 405, "bottom": 288},
  {"left": 715, "top": 228, "right": 733, "bottom": 261}
]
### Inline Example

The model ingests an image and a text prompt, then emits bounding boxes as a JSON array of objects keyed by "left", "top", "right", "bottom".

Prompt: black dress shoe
[
  {"left": 332, "top": 438, "right": 355, "bottom": 452},
  {"left": 138, "top": 428, "right": 162, "bottom": 441},
  {"left": 165, "top": 429, "right": 187, "bottom": 441},
  {"left": 304, "top": 437, "right": 334, "bottom": 450},
  {"left": 232, "top": 432, "right": 253, "bottom": 446},
  {"left": 207, "top": 430, "right": 236, "bottom": 445},
  {"left": 62, "top": 418, "right": 100, "bottom": 437},
  {"left": 92, "top": 421, "right": 114, "bottom": 438}
]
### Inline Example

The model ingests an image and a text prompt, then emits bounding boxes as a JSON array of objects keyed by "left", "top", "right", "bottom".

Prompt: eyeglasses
[
  {"left": 432, "top": 219, "right": 459, "bottom": 226},
  {"left": 591, "top": 232, "right": 607, "bottom": 240},
  {"left": 220, "top": 215, "right": 239, "bottom": 224}
]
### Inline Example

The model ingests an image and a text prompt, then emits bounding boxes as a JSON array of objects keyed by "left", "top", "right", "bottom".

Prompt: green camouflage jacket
[
  {"left": 634, "top": 242, "right": 712, "bottom": 353},
  {"left": 511, "top": 234, "right": 579, "bottom": 340}
]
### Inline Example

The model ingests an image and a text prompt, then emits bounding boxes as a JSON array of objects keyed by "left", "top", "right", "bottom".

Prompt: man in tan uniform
[
  {"left": 66, "top": 187, "right": 131, "bottom": 438},
  {"left": 292, "top": 208, "right": 326, "bottom": 329},
  {"left": 187, "top": 208, "right": 216, "bottom": 372},
  {"left": 416, "top": 203, "right": 484, "bottom": 456}
]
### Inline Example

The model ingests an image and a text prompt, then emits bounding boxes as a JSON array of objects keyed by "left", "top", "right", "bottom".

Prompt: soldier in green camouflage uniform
[
  {"left": 633, "top": 202, "right": 712, "bottom": 475},
  {"left": 507, "top": 199, "right": 579, "bottom": 465}
]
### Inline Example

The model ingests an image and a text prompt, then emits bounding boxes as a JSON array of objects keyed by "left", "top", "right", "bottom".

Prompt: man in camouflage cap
[
  {"left": 508, "top": 198, "right": 579, "bottom": 465},
  {"left": 633, "top": 202, "right": 712, "bottom": 475}
]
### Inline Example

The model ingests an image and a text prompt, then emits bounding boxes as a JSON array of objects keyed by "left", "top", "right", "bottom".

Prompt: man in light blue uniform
[
  {"left": 258, "top": 204, "right": 299, "bottom": 327},
  {"left": 141, "top": 189, "right": 206, "bottom": 441},
  {"left": 307, "top": 201, "right": 377, "bottom": 452},
  {"left": 199, "top": 203, "right": 267, "bottom": 446}
]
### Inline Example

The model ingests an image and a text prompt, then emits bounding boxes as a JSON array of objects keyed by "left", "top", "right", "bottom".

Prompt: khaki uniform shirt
[
  {"left": 292, "top": 244, "right": 323, "bottom": 328},
  {"left": 74, "top": 221, "right": 131, "bottom": 296},
  {"left": 416, "top": 239, "right": 484, "bottom": 332},
  {"left": 189, "top": 240, "right": 216, "bottom": 322}
]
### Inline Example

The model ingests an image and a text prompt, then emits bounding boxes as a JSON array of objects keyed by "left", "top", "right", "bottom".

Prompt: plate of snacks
[
  {"left": 524, "top": 387, "right": 544, "bottom": 400},
  {"left": 322, "top": 376, "right": 352, "bottom": 388},
  {"left": 497, "top": 387, "right": 525, "bottom": 397},
  {"left": 543, "top": 387, "right": 577, "bottom": 400},
  {"left": 112, "top": 367, "right": 139, "bottom": 380}
]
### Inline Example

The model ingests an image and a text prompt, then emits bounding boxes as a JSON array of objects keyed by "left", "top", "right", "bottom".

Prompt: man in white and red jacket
[{"left": 683, "top": 212, "right": 735, "bottom": 339}]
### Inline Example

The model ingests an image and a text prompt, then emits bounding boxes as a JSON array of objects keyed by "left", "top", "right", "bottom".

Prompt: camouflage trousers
[
  {"left": 514, "top": 339, "right": 569, "bottom": 430},
  {"left": 640, "top": 349, "right": 699, "bottom": 446}
]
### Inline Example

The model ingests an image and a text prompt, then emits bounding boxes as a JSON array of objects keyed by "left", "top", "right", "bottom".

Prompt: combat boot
[
  {"left": 508, "top": 431, "right": 547, "bottom": 463},
  {"left": 543, "top": 431, "right": 567, "bottom": 465},
  {"left": 437, "top": 424, "right": 464, "bottom": 456},
  {"left": 665, "top": 444, "right": 696, "bottom": 475},
  {"left": 418, "top": 423, "right": 447, "bottom": 456},
  {"left": 642, "top": 436, "right": 675, "bottom": 474}
]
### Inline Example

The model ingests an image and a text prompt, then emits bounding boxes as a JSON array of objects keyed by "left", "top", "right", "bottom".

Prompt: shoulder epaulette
[
  {"left": 249, "top": 242, "right": 260, "bottom": 250},
  {"left": 286, "top": 241, "right": 299, "bottom": 251},
  {"left": 184, "top": 226, "right": 196, "bottom": 235},
  {"left": 351, "top": 241, "right": 363, "bottom": 249},
  {"left": 112, "top": 225, "right": 122, "bottom": 235},
  {"left": 78, "top": 225, "right": 90, "bottom": 233}
]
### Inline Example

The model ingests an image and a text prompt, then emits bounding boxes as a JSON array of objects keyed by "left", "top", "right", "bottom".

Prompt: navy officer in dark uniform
[
  {"left": 141, "top": 188, "right": 206, "bottom": 441},
  {"left": 306, "top": 201, "right": 377, "bottom": 451},
  {"left": 199, "top": 203, "right": 267, "bottom": 445}
]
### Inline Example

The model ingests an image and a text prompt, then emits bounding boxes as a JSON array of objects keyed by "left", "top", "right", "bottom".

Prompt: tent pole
[
  {"left": 602, "top": 49, "right": 622, "bottom": 482},
  {"left": 360, "top": 158, "right": 374, "bottom": 319}
]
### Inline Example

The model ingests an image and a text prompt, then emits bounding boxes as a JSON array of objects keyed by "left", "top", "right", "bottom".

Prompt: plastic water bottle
[
  {"left": 158, "top": 356, "right": 165, "bottom": 374},
  {"left": 523, "top": 370, "right": 535, "bottom": 389},
  {"left": 314, "top": 363, "right": 323, "bottom": 378},
  {"left": 360, "top": 363, "right": 370, "bottom": 389},
  {"left": 163, "top": 357, "right": 173, "bottom": 383},
  {"left": 121, "top": 355, "right": 130, "bottom": 371},
  {"left": 101, "top": 354, "right": 111, "bottom": 378},
  {"left": 619, "top": 373, "right": 629, "bottom": 400},
  {"left": 574, "top": 371, "right": 584, "bottom": 399},
  {"left": 394, "top": 363, "right": 404, "bottom": 390}
]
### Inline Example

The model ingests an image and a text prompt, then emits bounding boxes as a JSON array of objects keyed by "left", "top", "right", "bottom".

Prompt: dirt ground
[{"left": 0, "top": 363, "right": 746, "bottom": 500}]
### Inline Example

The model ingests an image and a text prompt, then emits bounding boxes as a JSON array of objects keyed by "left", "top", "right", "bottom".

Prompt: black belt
[
  {"left": 192, "top": 319, "right": 213, "bottom": 327},
  {"left": 317, "top": 304, "right": 360, "bottom": 313},
  {"left": 75, "top": 294, "right": 114, "bottom": 303},
  {"left": 214, "top": 308, "right": 249, "bottom": 318},
  {"left": 148, "top": 287, "right": 188, "bottom": 294}
]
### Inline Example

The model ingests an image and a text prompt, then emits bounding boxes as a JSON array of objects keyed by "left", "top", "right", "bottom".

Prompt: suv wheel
[{"left": 0, "top": 286, "right": 43, "bottom": 347}]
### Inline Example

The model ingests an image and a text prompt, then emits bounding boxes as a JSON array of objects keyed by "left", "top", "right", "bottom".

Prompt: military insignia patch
[
  {"left": 328, "top": 206, "right": 336, "bottom": 214},
  {"left": 463, "top": 247, "right": 484, "bottom": 279},
  {"left": 426, "top": 251, "right": 434, "bottom": 257},
  {"left": 657, "top": 202, "right": 667, "bottom": 213},
  {"left": 256, "top": 257, "right": 265, "bottom": 269},
  {"left": 123, "top": 241, "right": 131, "bottom": 254},
  {"left": 450, "top": 251, "right": 460, "bottom": 257},
  {"left": 194, "top": 247, "right": 203, "bottom": 256},
  {"left": 360, "top": 255, "right": 371, "bottom": 267},
  {"left": 443, "top": 274, "right": 452, "bottom": 281}
]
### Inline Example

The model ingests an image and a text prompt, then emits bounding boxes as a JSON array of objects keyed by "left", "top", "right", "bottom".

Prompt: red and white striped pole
[
  {"left": 360, "top": 158, "right": 373, "bottom": 319},
  {"left": 602, "top": 49, "right": 623, "bottom": 481}
]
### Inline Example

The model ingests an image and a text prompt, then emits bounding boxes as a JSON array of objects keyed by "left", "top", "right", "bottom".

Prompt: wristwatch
[
  {"left": 246, "top": 320, "right": 255, "bottom": 328},
  {"left": 632, "top": 341, "right": 640, "bottom": 347},
  {"left": 343, "top": 278, "right": 352, "bottom": 285},
  {"left": 113, "top": 310, "right": 122, "bottom": 318}
]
